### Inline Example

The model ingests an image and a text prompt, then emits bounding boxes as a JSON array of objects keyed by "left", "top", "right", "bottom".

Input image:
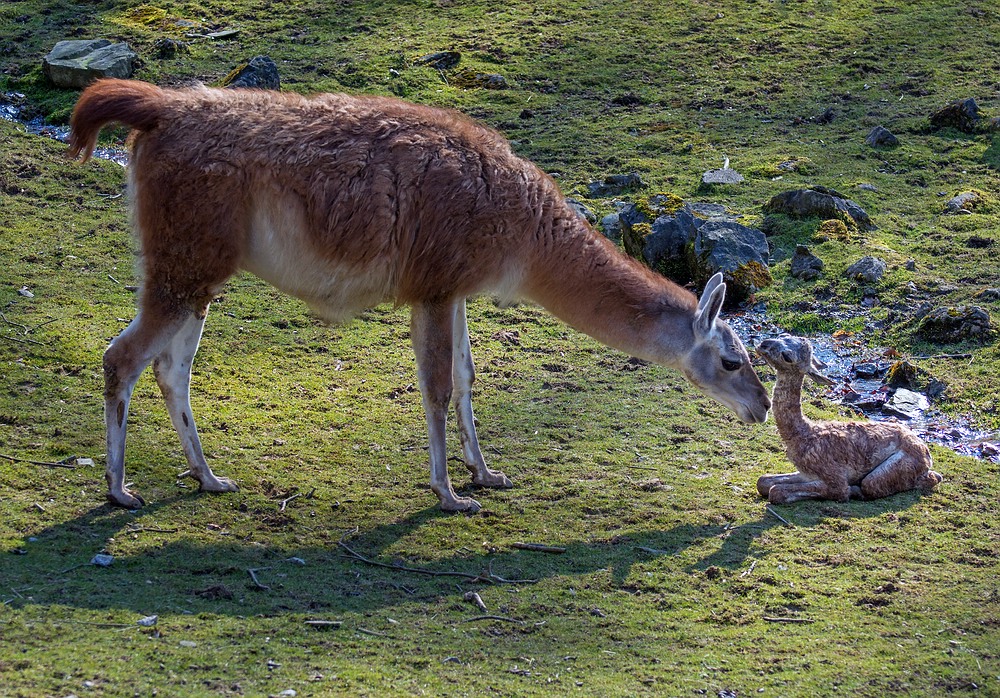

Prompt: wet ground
[
  {"left": 2, "top": 92, "right": 128, "bottom": 166},
  {"left": 730, "top": 310, "right": 1000, "bottom": 463}
]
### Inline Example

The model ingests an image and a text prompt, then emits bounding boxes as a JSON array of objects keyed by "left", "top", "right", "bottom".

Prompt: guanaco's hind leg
[
  {"left": 858, "top": 450, "right": 942, "bottom": 500},
  {"left": 152, "top": 305, "right": 238, "bottom": 495},
  {"left": 104, "top": 307, "right": 194, "bottom": 508},
  {"left": 451, "top": 301, "right": 512, "bottom": 490}
]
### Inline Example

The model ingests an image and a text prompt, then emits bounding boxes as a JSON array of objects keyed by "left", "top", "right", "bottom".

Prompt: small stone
[
  {"left": 18, "top": 286, "right": 34, "bottom": 298},
  {"left": 43, "top": 39, "right": 138, "bottom": 88},
  {"left": 90, "top": 553, "right": 114, "bottom": 566},
  {"left": 853, "top": 362, "right": 880, "bottom": 378},
  {"left": 929, "top": 98, "right": 980, "bottom": 133},
  {"left": 179, "top": 640, "right": 197, "bottom": 648},
  {"left": 416, "top": 50, "right": 461, "bottom": 70},
  {"left": 865, "top": 125, "right": 899, "bottom": 147},
  {"left": 858, "top": 183, "right": 878, "bottom": 192},
  {"left": 565, "top": 197, "right": 597, "bottom": 224},
  {"left": 701, "top": 167, "right": 744, "bottom": 185},
  {"left": 586, "top": 172, "right": 644, "bottom": 198},
  {"left": 137, "top": 615, "right": 158, "bottom": 627},
  {"left": 790, "top": 244, "right": 824, "bottom": 280},
  {"left": 845, "top": 256, "right": 887, "bottom": 284},
  {"left": 979, "top": 288, "right": 1000, "bottom": 301},
  {"left": 285, "top": 556, "right": 306, "bottom": 565},
  {"left": 905, "top": 260, "right": 917, "bottom": 271},
  {"left": 882, "top": 388, "right": 929, "bottom": 421},
  {"left": 224, "top": 56, "right": 280, "bottom": 90}
]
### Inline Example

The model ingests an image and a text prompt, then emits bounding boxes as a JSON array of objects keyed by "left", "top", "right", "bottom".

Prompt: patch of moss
[
  {"left": 815, "top": 218, "right": 852, "bottom": 242},
  {"left": 634, "top": 192, "right": 684, "bottom": 218}
]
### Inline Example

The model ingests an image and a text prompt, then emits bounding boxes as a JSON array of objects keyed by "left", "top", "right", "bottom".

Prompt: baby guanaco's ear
[{"left": 807, "top": 356, "right": 836, "bottom": 386}]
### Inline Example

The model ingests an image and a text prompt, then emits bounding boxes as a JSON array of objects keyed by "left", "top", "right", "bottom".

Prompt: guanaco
[{"left": 69, "top": 79, "right": 771, "bottom": 512}]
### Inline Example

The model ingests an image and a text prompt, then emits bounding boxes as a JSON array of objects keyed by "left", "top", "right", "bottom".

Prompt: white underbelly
[{"left": 241, "top": 201, "right": 395, "bottom": 323}]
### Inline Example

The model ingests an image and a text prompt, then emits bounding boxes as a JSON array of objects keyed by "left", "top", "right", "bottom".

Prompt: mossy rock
[
  {"left": 916, "top": 305, "right": 994, "bottom": 343},
  {"left": 814, "top": 218, "right": 852, "bottom": 242}
]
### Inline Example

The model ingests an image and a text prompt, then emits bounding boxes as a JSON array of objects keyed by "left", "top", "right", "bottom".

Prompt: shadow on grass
[{"left": 0, "top": 488, "right": 925, "bottom": 617}]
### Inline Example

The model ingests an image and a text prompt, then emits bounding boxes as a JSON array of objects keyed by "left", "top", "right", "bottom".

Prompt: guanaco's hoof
[{"left": 107, "top": 490, "right": 145, "bottom": 509}]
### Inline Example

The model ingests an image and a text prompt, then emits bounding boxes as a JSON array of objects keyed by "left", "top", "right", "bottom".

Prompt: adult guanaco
[{"left": 69, "top": 79, "right": 770, "bottom": 512}]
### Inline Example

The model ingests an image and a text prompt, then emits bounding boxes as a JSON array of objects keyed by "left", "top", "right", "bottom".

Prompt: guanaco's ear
[
  {"left": 694, "top": 273, "right": 726, "bottom": 338},
  {"left": 807, "top": 356, "right": 836, "bottom": 386}
]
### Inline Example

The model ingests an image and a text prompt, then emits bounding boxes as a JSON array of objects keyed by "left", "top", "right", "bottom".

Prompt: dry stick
[
  {"left": 463, "top": 591, "right": 488, "bottom": 612},
  {"left": 636, "top": 546, "right": 672, "bottom": 555},
  {"left": 126, "top": 526, "right": 179, "bottom": 534},
  {"left": 0, "top": 334, "right": 47, "bottom": 346},
  {"left": 0, "top": 453, "right": 77, "bottom": 469},
  {"left": 766, "top": 506, "right": 793, "bottom": 527},
  {"left": 910, "top": 353, "right": 972, "bottom": 360},
  {"left": 461, "top": 615, "right": 525, "bottom": 624},
  {"left": 512, "top": 542, "right": 566, "bottom": 554},
  {"left": 247, "top": 567, "right": 271, "bottom": 590},
  {"left": 763, "top": 616, "right": 815, "bottom": 624}
]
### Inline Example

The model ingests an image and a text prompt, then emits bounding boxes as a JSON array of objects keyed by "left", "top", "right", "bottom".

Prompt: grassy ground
[{"left": 2, "top": 1, "right": 999, "bottom": 696}]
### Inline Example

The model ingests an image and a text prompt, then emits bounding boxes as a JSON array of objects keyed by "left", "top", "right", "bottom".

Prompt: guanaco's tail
[{"left": 68, "top": 79, "right": 165, "bottom": 162}]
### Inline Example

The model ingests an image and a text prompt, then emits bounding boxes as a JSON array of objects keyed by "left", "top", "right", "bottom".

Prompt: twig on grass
[
  {"left": 0, "top": 453, "right": 78, "bottom": 469},
  {"left": 512, "top": 542, "right": 566, "bottom": 554},
  {"left": 763, "top": 616, "right": 815, "bottom": 624},
  {"left": 910, "top": 353, "right": 972, "bottom": 360},
  {"left": 766, "top": 506, "right": 793, "bottom": 527},
  {"left": 125, "top": 525, "right": 179, "bottom": 534},
  {"left": 461, "top": 615, "right": 525, "bottom": 624},
  {"left": 278, "top": 487, "right": 315, "bottom": 511},
  {"left": 337, "top": 528, "right": 537, "bottom": 585},
  {"left": 357, "top": 627, "right": 391, "bottom": 638},
  {"left": 247, "top": 567, "right": 271, "bottom": 590},
  {"left": 636, "top": 546, "right": 672, "bottom": 555},
  {"left": 463, "top": 591, "right": 488, "bottom": 611},
  {"left": 0, "top": 333, "right": 48, "bottom": 346}
]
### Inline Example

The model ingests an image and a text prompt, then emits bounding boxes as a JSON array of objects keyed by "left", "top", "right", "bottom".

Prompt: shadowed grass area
[{"left": 2, "top": 0, "right": 1000, "bottom": 695}]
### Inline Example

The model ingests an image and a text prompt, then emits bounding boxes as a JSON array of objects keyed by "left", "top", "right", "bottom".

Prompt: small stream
[
  {"left": 5, "top": 93, "right": 998, "bottom": 463},
  {"left": 2, "top": 92, "right": 128, "bottom": 166},
  {"left": 730, "top": 310, "right": 1000, "bottom": 463}
]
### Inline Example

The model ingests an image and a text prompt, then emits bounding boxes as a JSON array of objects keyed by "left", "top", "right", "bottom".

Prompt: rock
[
  {"left": 416, "top": 50, "right": 461, "bottom": 70},
  {"left": 905, "top": 260, "right": 917, "bottom": 271},
  {"left": 763, "top": 186, "right": 875, "bottom": 231},
  {"left": 620, "top": 198, "right": 769, "bottom": 304},
  {"left": 137, "top": 615, "right": 158, "bottom": 627},
  {"left": 789, "top": 244, "right": 824, "bottom": 280},
  {"left": 865, "top": 126, "right": 899, "bottom": 147},
  {"left": 452, "top": 69, "right": 508, "bottom": 89},
  {"left": 944, "top": 191, "right": 983, "bottom": 214},
  {"left": 587, "top": 172, "right": 644, "bottom": 198},
  {"left": 882, "top": 388, "right": 929, "bottom": 420},
  {"left": 979, "top": 288, "right": 1000, "bottom": 301},
  {"left": 929, "top": 98, "right": 980, "bottom": 133},
  {"left": 90, "top": 553, "right": 114, "bottom": 566},
  {"left": 917, "top": 305, "right": 994, "bottom": 343},
  {"left": 600, "top": 212, "right": 623, "bottom": 242},
  {"left": 224, "top": 55, "right": 281, "bottom": 90},
  {"left": 691, "top": 220, "right": 771, "bottom": 305},
  {"left": 815, "top": 218, "right": 851, "bottom": 242},
  {"left": 565, "top": 197, "right": 597, "bottom": 224},
  {"left": 153, "top": 38, "right": 187, "bottom": 59},
  {"left": 845, "top": 256, "right": 887, "bottom": 284},
  {"left": 858, "top": 183, "right": 879, "bottom": 192},
  {"left": 43, "top": 39, "right": 137, "bottom": 88},
  {"left": 701, "top": 165, "right": 744, "bottom": 186},
  {"left": 853, "top": 362, "right": 881, "bottom": 379}
]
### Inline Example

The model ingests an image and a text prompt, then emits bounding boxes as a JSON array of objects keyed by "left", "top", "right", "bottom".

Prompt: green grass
[{"left": 2, "top": 1, "right": 1000, "bottom": 695}]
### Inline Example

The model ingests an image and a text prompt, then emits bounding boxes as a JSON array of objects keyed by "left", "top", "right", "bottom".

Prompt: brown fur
[
  {"left": 70, "top": 79, "right": 771, "bottom": 512},
  {"left": 756, "top": 336, "right": 942, "bottom": 504}
]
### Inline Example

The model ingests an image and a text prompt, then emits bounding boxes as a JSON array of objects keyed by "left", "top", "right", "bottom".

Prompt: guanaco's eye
[{"left": 721, "top": 358, "right": 742, "bottom": 372}]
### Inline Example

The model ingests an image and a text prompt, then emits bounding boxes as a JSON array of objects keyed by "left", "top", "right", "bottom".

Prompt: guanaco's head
[
  {"left": 677, "top": 273, "right": 771, "bottom": 424},
  {"left": 756, "top": 335, "right": 836, "bottom": 386}
]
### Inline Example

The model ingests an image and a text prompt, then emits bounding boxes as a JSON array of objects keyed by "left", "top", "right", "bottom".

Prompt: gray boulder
[
  {"left": 764, "top": 186, "right": 875, "bottom": 231},
  {"left": 865, "top": 126, "right": 899, "bottom": 148},
  {"left": 224, "top": 56, "right": 281, "bottom": 90},
  {"left": 43, "top": 39, "right": 137, "bottom": 88},
  {"left": 944, "top": 191, "right": 983, "bottom": 214},
  {"left": 790, "top": 245, "right": 824, "bottom": 280},
  {"left": 565, "top": 198, "right": 597, "bottom": 225},
  {"left": 882, "top": 388, "right": 929, "bottom": 421},
  {"left": 619, "top": 198, "right": 770, "bottom": 305},
  {"left": 845, "top": 256, "right": 887, "bottom": 284},
  {"left": 701, "top": 166, "right": 744, "bottom": 186},
  {"left": 587, "top": 172, "right": 644, "bottom": 198},
  {"left": 917, "top": 306, "right": 994, "bottom": 343}
]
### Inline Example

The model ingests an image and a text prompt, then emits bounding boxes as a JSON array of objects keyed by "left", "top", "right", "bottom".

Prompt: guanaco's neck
[
  {"left": 771, "top": 373, "right": 812, "bottom": 441},
  {"left": 518, "top": 193, "right": 698, "bottom": 369}
]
